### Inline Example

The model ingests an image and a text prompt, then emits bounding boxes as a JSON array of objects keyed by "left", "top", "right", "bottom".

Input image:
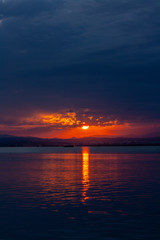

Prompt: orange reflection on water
[{"left": 82, "top": 147, "right": 90, "bottom": 202}]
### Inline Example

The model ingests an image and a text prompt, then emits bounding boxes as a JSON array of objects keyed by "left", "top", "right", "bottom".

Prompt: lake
[{"left": 0, "top": 146, "right": 160, "bottom": 240}]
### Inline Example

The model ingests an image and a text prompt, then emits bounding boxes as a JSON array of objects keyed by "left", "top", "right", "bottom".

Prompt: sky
[{"left": 0, "top": 0, "right": 160, "bottom": 138}]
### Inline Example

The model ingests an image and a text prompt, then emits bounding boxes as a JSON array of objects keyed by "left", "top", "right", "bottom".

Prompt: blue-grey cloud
[{"left": 0, "top": 0, "right": 160, "bottom": 124}]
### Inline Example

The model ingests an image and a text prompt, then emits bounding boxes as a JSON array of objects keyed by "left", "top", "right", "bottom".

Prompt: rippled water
[{"left": 0, "top": 146, "right": 160, "bottom": 240}]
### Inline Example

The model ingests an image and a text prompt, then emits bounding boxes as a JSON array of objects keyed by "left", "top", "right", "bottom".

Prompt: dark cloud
[{"left": 0, "top": 0, "right": 160, "bottom": 126}]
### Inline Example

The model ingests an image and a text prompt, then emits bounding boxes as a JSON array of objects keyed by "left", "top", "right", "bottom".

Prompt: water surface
[{"left": 0, "top": 146, "right": 160, "bottom": 240}]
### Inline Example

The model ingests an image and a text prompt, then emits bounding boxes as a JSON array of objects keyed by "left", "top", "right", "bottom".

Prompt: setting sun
[{"left": 82, "top": 125, "right": 89, "bottom": 130}]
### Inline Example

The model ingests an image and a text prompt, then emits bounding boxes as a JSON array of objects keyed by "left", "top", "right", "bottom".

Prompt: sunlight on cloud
[
  {"left": 40, "top": 112, "right": 77, "bottom": 126},
  {"left": 37, "top": 111, "right": 119, "bottom": 128}
]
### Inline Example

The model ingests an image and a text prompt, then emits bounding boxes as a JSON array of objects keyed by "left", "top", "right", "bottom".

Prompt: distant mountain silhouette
[{"left": 0, "top": 135, "right": 160, "bottom": 147}]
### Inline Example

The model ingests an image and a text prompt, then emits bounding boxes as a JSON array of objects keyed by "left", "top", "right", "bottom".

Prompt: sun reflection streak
[{"left": 82, "top": 147, "right": 90, "bottom": 202}]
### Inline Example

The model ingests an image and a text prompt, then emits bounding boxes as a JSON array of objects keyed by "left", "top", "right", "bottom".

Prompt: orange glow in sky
[{"left": 1, "top": 110, "right": 160, "bottom": 139}]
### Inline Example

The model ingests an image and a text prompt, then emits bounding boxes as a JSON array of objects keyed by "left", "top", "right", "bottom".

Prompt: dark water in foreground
[{"left": 0, "top": 146, "right": 160, "bottom": 240}]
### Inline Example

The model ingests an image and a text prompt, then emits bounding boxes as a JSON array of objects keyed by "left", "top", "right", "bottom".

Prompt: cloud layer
[{"left": 0, "top": 0, "right": 160, "bottom": 136}]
